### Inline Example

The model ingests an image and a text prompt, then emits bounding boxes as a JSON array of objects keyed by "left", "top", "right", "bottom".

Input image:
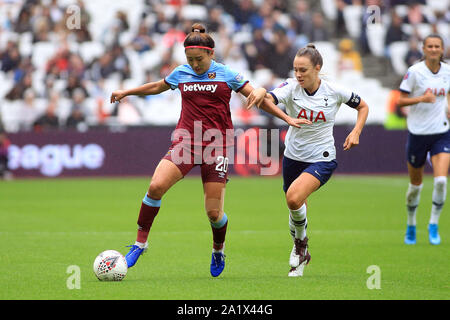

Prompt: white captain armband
[{"left": 346, "top": 93, "right": 361, "bottom": 109}]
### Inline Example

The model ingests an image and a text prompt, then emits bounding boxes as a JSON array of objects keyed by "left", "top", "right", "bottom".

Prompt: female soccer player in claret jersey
[
  {"left": 110, "top": 23, "right": 310, "bottom": 277},
  {"left": 397, "top": 34, "right": 450, "bottom": 246},
  {"left": 246, "top": 44, "right": 369, "bottom": 277}
]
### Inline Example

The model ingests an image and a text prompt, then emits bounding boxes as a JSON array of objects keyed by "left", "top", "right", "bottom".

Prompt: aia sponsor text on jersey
[
  {"left": 296, "top": 108, "right": 327, "bottom": 122},
  {"left": 425, "top": 88, "right": 446, "bottom": 97}
]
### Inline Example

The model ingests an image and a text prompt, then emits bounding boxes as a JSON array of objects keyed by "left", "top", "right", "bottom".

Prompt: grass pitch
[{"left": 0, "top": 175, "right": 448, "bottom": 300}]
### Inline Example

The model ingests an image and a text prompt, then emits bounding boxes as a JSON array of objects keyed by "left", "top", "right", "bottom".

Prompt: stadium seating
[
  {"left": 343, "top": 5, "right": 363, "bottom": 39},
  {"left": 388, "top": 41, "right": 409, "bottom": 75},
  {"left": 366, "top": 23, "right": 387, "bottom": 57},
  {"left": 0, "top": 0, "right": 448, "bottom": 132}
]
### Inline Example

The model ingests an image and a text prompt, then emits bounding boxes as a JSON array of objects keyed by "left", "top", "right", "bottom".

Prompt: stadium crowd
[{"left": 0, "top": 0, "right": 448, "bottom": 132}]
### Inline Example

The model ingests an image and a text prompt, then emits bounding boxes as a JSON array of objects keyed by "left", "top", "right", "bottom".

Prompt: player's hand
[
  {"left": 421, "top": 90, "right": 436, "bottom": 103},
  {"left": 110, "top": 90, "right": 127, "bottom": 103},
  {"left": 286, "top": 117, "right": 312, "bottom": 128},
  {"left": 246, "top": 87, "right": 267, "bottom": 109},
  {"left": 343, "top": 130, "right": 360, "bottom": 151}
]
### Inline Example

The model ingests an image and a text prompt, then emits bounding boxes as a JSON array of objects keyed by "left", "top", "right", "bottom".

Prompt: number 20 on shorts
[{"left": 215, "top": 156, "right": 229, "bottom": 173}]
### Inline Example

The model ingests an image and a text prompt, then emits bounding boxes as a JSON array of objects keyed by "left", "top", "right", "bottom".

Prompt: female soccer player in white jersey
[
  {"left": 110, "top": 23, "right": 309, "bottom": 277},
  {"left": 246, "top": 44, "right": 369, "bottom": 277},
  {"left": 398, "top": 34, "right": 450, "bottom": 245}
]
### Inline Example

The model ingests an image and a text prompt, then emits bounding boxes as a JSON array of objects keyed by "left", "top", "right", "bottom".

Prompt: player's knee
[
  {"left": 406, "top": 183, "right": 422, "bottom": 203},
  {"left": 285, "top": 192, "right": 304, "bottom": 211},
  {"left": 206, "top": 209, "right": 221, "bottom": 223},
  {"left": 434, "top": 176, "right": 447, "bottom": 192},
  {"left": 433, "top": 176, "right": 447, "bottom": 204},
  {"left": 148, "top": 182, "right": 166, "bottom": 199}
]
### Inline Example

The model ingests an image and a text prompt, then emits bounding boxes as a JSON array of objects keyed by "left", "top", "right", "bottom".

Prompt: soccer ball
[{"left": 93, "top": 250, "right": 128, "bottom": 281}]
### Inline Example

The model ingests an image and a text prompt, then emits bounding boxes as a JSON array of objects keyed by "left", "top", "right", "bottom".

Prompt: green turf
[{"left": 0, "top": 175, "right": 448, "bottom": 300}]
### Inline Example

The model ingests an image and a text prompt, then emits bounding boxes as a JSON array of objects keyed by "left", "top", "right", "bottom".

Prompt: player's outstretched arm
[
  {"left": 245, "top": 87, "right": 269, "bottom": 109},
  {"left": 241, "top": 84, "right": 311, "bottom": 128},
  {"left": 110, "top": 79, "right": 171, "bottom": 103},
  {"left": 343, "top": 99, "right": 369, "bottom": 151}
]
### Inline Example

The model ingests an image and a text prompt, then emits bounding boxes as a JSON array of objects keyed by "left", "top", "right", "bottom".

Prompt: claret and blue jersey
[{"left": 164, "top": 60, "right": 248, "bottom": 146}]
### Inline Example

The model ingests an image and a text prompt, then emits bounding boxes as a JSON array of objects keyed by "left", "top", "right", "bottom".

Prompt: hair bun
[
  {"left": 191, "top": 23, "right": 206, "bottom": 33},
  {"left": 306, "top": 43, "right": 316, "bottom": 49}
]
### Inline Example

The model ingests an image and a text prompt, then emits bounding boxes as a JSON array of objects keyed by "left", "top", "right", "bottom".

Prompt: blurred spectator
[
  {"left": 14, "top": 56, "right": 34, "bottom": 84},
  {"left": 31, "top": 7, "right": 53, "bottom": 43},
  {"left": 385, "top": 11, "right": 408, "bottom": 49},
  {"left": 66, "top": 89, "right": 87, "bottom": 130},
  {"left": 337, "top": 38, "right": 363, "bottom": 75},
  {"left": 111, "top": 45, "right": 131, "bottom": 80},
  {"left": 14, "top": 3, "right": 33, "bottom": 33},
  {"left": 5, "top": 72, "right": 33, "bottom": 100},
  {"left": 232, "top": 0, "right": 256, "bottom": 30},
  {"left": 308, "top": 12, "right": 329, "bottom": 42},
  {"left": 73, "top": 23, "right": 93, "bottom": 43},
  {"left": 102, "top": 10, "right": 129, "bottom": 47},
  {"left": 242, "top": 28, "right": 271, "bottom": 71},
  {"left": 114, "top": 10, "right": 130, "bottom": 33},
  {"left": 267, "top": 30, "right": 296, "bottom": 78},
  {"left": 33, "top": 101, "right": 59, "bottom": 131},
  {"left": 152, "top": 9, "right": 172, "bottom": 34},
  {"left": 68, "top": 53, "right": 86, "bottom": 79},
  {"left": 223, "top": 43, "right": 249, "bottom": 73},
  {"left": 17, "top": 89, "right": 40, "bottom": 131},
  {"left": 2, "top": 9, "right": 15, "bottom": 31},
  {"left": 271, "top": 0, "right": 289, "bottom": 13},
  {"left": 403, "top": 2, "right": 430, "bottom": 25},
  {"left": 334, "top": 0, "right": 353, "bottom": 38},
  {"left": 157, "top": 48, "right": 178, "bottom": 78},
  {"left": 64, "top": 74, "right": 88, "bottom": 99},
  {"left": 292, "top": 0, "right": 313, "bottom": 37},
  {"left": 206, "top": 6, "right": 223, "bottom": 33},
  {"left": 45, "top": 46, "right": 71, "bottom": 80},
  {"left": 404, "top": 37, "right": 422, "bottom": 67},
  {"left": 0, "top": 131, "right": 12, "bottom": 180},
  {"left": 248, "top": 1, "right": 272, "bottom": 31},
  {"left": 131, "top": 23, "right": 155, "bottom": 53},
  {"left": 1, "top": 41, "right": 21, "bottom": 73},
  {"left": 89, "top": 52, "right": 116, "bottom": 81},
  {"left": 168, "top": 5, "right": 184, "bottom": 28}
]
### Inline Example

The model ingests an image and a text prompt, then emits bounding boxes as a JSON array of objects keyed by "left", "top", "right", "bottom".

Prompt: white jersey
[
  {"left": 270, "top": 79, "right": 361, "bottom": 163},
  {"left": 399, "top": 61, "right": 450, "bottom": 135}
]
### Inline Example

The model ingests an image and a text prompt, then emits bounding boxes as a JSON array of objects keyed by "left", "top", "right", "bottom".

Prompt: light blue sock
[
  {"left": 211, "top": 213, "right": 228, "bottom": 229},
  {"left": 143, "top": 194, "right": 161, "bottom": 207}
]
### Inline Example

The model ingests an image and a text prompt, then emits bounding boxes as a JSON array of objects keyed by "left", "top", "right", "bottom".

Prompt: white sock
[
  {"left": 213, "top": 244, "right": 225, "bottom": 254},
  {"left": 430, "top": 176, "right": 447, "bottom": 225},
  {"left": 289, "top": 204, "right": 307, "bottom": 240},
  {"left": 288, "top": 215, "right": 296, "bottom": 240},
  {"left": 406, "top": 183, "right": 422, "bottom": 226},
  {"left": 134, "top": 241, "right": 147, "bottom": 249}
]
